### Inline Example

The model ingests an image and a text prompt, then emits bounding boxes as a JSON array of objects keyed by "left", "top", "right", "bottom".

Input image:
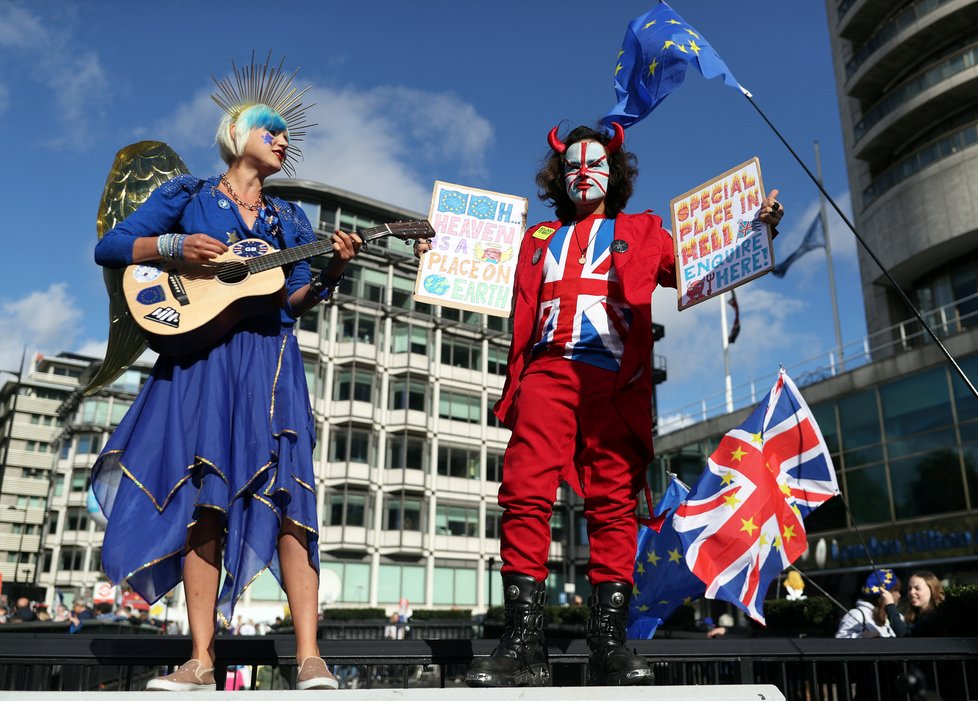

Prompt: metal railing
[
  {"left": 0, "top": 633, "right": 973, "bottom": 698},
  {"left": 656, "top": 290, "right": 978, "bottom": 434}
]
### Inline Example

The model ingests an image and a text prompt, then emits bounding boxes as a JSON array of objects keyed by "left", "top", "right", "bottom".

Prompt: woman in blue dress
[{"left": 92, "top": 59, "right": 358, "bottom": 692}]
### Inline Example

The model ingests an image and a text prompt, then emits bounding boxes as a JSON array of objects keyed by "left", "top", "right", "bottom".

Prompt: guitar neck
[{"left": 246, "top": 224, "right": 397, "bottom": 274}]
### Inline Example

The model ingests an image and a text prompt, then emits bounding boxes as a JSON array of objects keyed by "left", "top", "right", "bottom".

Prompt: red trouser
[{"left": 498, "top": 354, "right": 647, "bottom": 585}]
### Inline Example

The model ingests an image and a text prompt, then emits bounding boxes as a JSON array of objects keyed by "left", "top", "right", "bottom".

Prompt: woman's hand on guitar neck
[
  {"left": 181, "top": 234, "right": 228, "bottom": 263},
  {"left": 325, "top": 229, "right": 363, "bottom": 277}
]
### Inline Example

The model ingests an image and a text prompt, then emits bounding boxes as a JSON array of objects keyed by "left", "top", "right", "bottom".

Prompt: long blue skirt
[{"left": 91, "top": 318, "right": 319, "bottom": 625}]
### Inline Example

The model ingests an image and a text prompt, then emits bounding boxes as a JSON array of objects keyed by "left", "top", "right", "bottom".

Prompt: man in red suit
[{"left": 419, "top": 124, "right": 783, "bottom": 687}]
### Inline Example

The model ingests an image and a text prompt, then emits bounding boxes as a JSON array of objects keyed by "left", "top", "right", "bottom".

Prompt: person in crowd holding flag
[
  {"left": 415, "top": 122, "right": 783, "bottom": 688},
  {"left": 882, "top": 571, "right": 946, "bottom": 637},
  {"left": 835, "top": 569, "right": 900, "bottom": 639}
]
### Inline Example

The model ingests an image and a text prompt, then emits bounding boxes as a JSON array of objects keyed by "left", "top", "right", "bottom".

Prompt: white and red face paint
[{"left": 563, "top": 139, "right": 610, "bottom": 204}]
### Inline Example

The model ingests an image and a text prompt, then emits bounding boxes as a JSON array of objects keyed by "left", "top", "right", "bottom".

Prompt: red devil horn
[
  {"left": 606, "top": 122, "right": 624, "bottom": 154},
  {"left": 547, "top": 126, "right": 567, "bottom": 154}
]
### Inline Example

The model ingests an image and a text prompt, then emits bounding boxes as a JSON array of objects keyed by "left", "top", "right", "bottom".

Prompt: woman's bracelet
[
  {"left": 310, "top": 270, "right": 344, "bottom": 301},
  {"left": 156, "top": 233, "right": 188, "bottom": 262}
]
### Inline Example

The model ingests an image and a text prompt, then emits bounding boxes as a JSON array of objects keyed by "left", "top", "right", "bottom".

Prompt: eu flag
[
  {"left": 627, "top": 476, "right": 705, "bottom": 639},
  {"left": 603, "top": 2, "right": 744, "bottom": 130}
]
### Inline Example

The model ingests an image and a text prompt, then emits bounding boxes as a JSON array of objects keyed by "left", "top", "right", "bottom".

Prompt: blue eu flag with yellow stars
[
  {"left": 627, "top": 475, "right": 705, "bottom": 639},
  {"left": 603, "top": 1, "right": 744, "bottom": 130}
]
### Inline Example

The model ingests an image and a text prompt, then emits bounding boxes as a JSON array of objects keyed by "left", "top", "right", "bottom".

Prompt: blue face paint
[{"left": 261, "top": 132, "right": 274, "bottom": 145}]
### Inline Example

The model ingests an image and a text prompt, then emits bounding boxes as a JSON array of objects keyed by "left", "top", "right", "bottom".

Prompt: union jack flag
[
  {"left": 673, "top": 369, "right": 838, "bottom": 624},
  {"left": 533, "top": 218, "right": 632, "bottom": 371}
]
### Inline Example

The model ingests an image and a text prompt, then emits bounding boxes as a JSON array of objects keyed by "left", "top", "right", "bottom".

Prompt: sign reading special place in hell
[
  {"left": 414, "top": 181, "right": 527, "bottom": 317},
  {"left": 671, "top": 157, "right": 775, "bottom": 310}
]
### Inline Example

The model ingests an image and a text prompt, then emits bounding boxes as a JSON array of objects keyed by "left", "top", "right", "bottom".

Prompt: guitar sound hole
[{"left": 216, "top": 261, "right": 249, "bottom": 284}]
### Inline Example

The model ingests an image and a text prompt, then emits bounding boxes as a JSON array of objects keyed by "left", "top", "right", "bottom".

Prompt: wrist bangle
[{"left": 312, "top": 271, "right": 343, "bottom": 301}]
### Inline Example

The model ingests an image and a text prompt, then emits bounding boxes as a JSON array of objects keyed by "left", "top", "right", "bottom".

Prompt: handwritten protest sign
[
  {"left": 671, "top": 158, "right": 774, "bottom": 310},
  {"left": 414, "top": 181, "right": 527, "bottom": 317}
]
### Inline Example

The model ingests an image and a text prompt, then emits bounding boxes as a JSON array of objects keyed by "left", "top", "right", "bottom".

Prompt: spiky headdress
[{"left": 211, "top": 51, "right": 316, "bottom": 177}]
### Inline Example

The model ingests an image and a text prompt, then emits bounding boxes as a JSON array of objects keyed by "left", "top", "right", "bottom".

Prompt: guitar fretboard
[{"left": 245, "top": 224, "right": 397, "bottom": 274}]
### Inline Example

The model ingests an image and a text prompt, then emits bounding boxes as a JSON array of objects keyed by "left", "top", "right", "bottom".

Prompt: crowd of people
[
  {"left": 0, "top": 593, "right": 164, "bottom": 632},
  {"left": 836, "top": 569, "right": 947, "bottom": 638}
]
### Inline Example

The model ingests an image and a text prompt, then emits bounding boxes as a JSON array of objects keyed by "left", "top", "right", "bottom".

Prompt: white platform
[{"left": 2, "top": 687, "right": 785, "bottom": 700}]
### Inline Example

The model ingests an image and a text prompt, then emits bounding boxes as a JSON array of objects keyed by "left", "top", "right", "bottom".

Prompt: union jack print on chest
[{"left": 534, "top": 218, "right": 631, "bottom": 369}]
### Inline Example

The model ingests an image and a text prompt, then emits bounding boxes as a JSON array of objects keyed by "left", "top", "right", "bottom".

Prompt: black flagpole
[{"left": 742, "top": 93, "right": 978, "bottom": 401}]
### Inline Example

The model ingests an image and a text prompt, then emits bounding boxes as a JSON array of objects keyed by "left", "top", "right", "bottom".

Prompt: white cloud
[
  {"left": 152, "top": 84, "right": 494, "bottom": 213},
  {"left": 0, "top": 284, "right": 89, "bottom": 372},
  {"left": 0, "top": 3, "right": 109, "bottom": 143},
  {"left": 292, "top": 85, "right": 494, "bottom": 211},
  {"left": 0, "top": 3, "right": 45, "bottom": 48}
]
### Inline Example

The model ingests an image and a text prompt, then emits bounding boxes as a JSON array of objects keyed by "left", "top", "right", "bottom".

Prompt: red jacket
[{"left": 495, "top": 211, "right": 676, "bottom": 468}]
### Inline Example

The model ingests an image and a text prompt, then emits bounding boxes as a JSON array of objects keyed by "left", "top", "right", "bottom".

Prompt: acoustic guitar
[{"left": 122, "top": 219, "right": 434, "bottom": 356}]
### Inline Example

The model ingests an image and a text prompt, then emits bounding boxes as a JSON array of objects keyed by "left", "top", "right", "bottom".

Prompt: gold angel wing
[{"left": 82, "top": 141, "right": 191, "bottom": 395}]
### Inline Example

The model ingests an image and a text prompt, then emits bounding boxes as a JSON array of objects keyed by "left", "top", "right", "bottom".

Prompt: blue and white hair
[{"left": 215, "top": 104, "right": 288, "bottom": 166}]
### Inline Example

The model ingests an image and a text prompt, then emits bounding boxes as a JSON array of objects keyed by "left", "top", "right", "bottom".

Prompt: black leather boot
[
  {"left": 465, "top": 573, "right": 550, "bottom": 687},
  {"left": 586, "top": 582, "right": 654, "bottom": 686}
]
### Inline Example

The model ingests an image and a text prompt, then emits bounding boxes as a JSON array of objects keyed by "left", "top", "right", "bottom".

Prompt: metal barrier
[{"left": 0, "top": 634, "right": 974, "bottom": 698}]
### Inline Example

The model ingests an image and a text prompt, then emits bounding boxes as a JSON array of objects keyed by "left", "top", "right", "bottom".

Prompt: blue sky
[{"left": 0, "top": 0, "right": 866, "bottom": 422}]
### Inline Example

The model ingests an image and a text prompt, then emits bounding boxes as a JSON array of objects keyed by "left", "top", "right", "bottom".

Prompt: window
[
  {"left": 435, "top": 503, "right": 479, "bottom": 537},
  {"left": 15, "top": 496, "right": 45, "bottom": 509},
  {"left": 385, "top": 494, "right": 422, "bottom": 531},
  {"left": 387, "top": 432, "right": 426, "bottom": 470},
  {"left": 389, "top": 377, "right": 426, "bottom": 412},
  {"left": 25, "top": 441, "right": 50, "bottom": 453},
  {"left": 487, "top": 346, "right": 507, "bottom": 375},
  {"left": 65, "top": 507, "right": 89, "bottom": 532},
  {"left": 485, "top": 397, "right": 502, "bottom": 428},
  {"left": 110, "top": 401, "right": 130, "bottom": 425},
  {"left": 339, "top": 311, "right": 377, "bottom": 344},
  {"left": 551, "top": 510, "right": 566, "bottom": 543},
  {"left": 391, "top": 323, "right": 428, "bottom": 355},
  {"left": 322, "top": 560, "right": 371, "bottom": 603},
  {"left": 485, "top": 508, "right": 502, "bottom": 539},
  {"left": 334, "top": 367, "right": 375, "bottom": 403},
  {"left": 108, "top": 369, "right": 145, "bottom": 395},
  {"left": 439, "top": 390, "right": 481, "bottom": 424},
  {"left": 433, "top": 563, "right": 477, "bottom": 606},
  {"left": 29, "top": 414, "right": 54, "bottom": 426},
  {"left": 362, "top": 269, "right": 387, "bottom": 305},
  {"left": 441, "top": 336, "right": 481, "bottom": 370},
  {"left": 303, "top": 357, "right": 319, "bottom": 396},
  {"left": 70, "top": 469, "right": 88, "bottom": 492},
  {"left": 47, "top": 512, "right": 59, "bottom": 535},
  {"left": 376, "top": 562, "right": 426, "bottom": 604},
  {"left": 81, "top": 399, "right": 109, "bottom": 424},
  {"left": 76, "top": 434, "right": 101, "bottom": 455},
  {"left": 486, "top": 450, "right": 504, "bottom": 482},
  {"left": 438, "top": 444, "right": 480, "bottom": 479},
  {"left": 391, "top": 276, "right": 415, "bottom": 310},
  {"left": 329, "top": 425, "right": 373, "bottom": 463},
  {"left": 326, "top": 490, "right": 368, "bottom": 527},
  {"left": 59, "top": 547, "right": 86, "bottom": 572}
]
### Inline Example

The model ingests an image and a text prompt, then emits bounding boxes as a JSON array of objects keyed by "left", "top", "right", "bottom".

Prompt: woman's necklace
[
  {"left": 220, "top": 174, "right": 264, "bottom": 212},
  {"left": 574, "top": 221, "right": 599, "bottom": 265}
]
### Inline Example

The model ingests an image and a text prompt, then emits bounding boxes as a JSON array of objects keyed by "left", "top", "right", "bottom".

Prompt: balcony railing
[
  {"left": 0, "top": 631, "right": 973, "bottom": 698},
  {"left": 657, "top": 289, "right": 978, "bottom": 434},
  {"left": 845, "top": 0, "right": 955, "bottom": 81},
  {"left": 853, "top": 42, "right": 978, "bottom": 143}
]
